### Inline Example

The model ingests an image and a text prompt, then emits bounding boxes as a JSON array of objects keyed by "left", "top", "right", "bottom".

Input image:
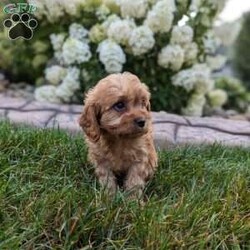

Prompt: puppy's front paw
[
  {"left": 124, "top": 166, "right": 145, "bottom": 200},
  {"left": 95, "top": 166, "right": 117, "bottom": 196}
]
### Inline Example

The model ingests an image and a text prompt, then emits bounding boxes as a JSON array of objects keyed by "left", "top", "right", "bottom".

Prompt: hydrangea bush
[
  {"left": 215, "top": 76, "right": 250, "bottom": 113},
  {"left": 0, "top": 0, "right": 53, "bottom": 83},
  {"left": 3, "top": 0, "right": 229, "bottom": 115}
]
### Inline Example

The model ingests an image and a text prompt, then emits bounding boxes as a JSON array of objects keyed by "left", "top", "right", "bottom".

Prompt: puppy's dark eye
[{"left": 113, "top": 101, "right": 126, "bottom": 112}]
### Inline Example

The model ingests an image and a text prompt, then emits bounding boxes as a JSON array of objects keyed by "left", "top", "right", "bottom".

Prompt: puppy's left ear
[{"left": 79, "top": 103, "right": 101, "bottom": 142}]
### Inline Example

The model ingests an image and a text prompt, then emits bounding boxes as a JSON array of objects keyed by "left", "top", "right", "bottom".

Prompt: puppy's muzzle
[{"left": 134, "top": 118, "right": 146, "bottom": 128}]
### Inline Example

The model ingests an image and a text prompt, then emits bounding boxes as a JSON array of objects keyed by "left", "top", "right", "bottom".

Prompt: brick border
[{"left": 0, "top": 94, "right": 249, "bottom": 149}]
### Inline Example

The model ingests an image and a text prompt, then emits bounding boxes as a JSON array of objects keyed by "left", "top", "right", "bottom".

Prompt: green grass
[{"left": 0, "top": 121, "right": 249, "bottom": 250}]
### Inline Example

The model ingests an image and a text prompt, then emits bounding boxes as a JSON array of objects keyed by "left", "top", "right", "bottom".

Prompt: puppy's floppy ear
[{"left": 79, "top": 103, "right": 101, "bottom": 142}]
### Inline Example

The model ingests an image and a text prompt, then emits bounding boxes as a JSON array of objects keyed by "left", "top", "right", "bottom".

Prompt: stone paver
[
  {"left": 153, "top": 124, "right": 176, "bottom": 149},
  {"left": 69, "top": 104, "right": 83, "bottom": 114},
  {"left": 23, "top": 101, "right": 71, "bottom": 113},
  {"left": 7, "top": 110, "right": 56, "bottom": 128},
  {"left": 0, "top": 95, "right": 249, "bottom": 149},
  {"left": 177, "top": 126, "right": 250, "bottom": 148},
  {"left": 152, "top": 111, "right": 188, "bottom": 125},
  {"left": 186, "top": 116, "right": 250, "bottom": 135},
  {"left": 47, "top": 113, "right": 81, "bottom": 134},
  {"left": 0, "top": 94, "right": 28, "bottom": 109},
  {"left": 153, "top": 122, "right": 178, "bottom": 149}
]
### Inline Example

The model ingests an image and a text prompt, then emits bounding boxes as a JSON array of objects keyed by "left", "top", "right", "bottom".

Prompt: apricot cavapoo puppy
[{"left": 79, "top": 72, "right": 157, "bottom": 198}]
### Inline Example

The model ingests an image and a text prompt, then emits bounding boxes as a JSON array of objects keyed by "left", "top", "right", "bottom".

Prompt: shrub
[
  {"left": 1, "top": 0, "right": 228, "bottom": 115},
  {"left": 233, "top": 11, "right": 250, "bottom": 90},
  {"left": 0, "top": 0, "right": 51, "bottom": 83},
  {"left": 215, "top": 76, "right": 250, "bottom": 112}
]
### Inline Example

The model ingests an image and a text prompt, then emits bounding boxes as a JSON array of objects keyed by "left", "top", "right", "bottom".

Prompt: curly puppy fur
[{"left": 79, "top": 72, "right": 157, "bottom": 198}]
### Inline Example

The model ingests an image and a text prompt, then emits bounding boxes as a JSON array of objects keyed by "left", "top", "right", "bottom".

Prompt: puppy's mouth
[
  {"left": 125, "top": 129, "right": 148, "bottom": 138},
  {"left": 102, "top": 124, "right": 148, "bottom": 137}
]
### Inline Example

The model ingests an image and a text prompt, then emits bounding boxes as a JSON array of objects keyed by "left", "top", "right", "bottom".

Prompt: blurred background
[
  {"left": 219, "top": 0, "right": 250, "bottom": 22},
  {"left": 0, "top": 0, "right": 249, "bottom": 118}
]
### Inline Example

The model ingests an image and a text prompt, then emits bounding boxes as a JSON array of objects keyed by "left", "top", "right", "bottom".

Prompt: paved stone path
[{"left": 0, "top": 94, "right": 249, "bottom": 149}]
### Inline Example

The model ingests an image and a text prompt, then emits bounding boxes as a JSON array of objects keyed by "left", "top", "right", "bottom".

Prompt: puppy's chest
[{"left": 106, "top": 141, "right": 148, "bottom": 172}]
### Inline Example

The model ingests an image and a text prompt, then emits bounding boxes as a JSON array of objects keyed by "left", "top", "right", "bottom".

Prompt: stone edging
[{"left": 0, "top": 94, "right": 249, "bottom": 149}]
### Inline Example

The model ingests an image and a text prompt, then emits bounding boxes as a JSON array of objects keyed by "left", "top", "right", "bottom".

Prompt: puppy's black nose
[{"left": 134, "top": 118, "right": 145, "bottom": 128}]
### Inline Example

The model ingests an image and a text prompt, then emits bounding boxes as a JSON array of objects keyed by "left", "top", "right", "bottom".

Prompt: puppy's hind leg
[{"left": 95, "top": 165, "right": 117, "bottom": 196}]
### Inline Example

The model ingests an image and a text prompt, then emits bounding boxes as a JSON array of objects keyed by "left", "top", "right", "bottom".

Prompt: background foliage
[
  {"left": 0, "top": 0, "right": 249, "bottom": 115},
  {"left": 233, "top": 11, "right": 250, "bottom": 90}
]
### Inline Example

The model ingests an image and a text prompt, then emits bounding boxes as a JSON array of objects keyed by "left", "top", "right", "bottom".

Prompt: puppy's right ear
[{"left": 79, "top": 103, "right": 100, "bottom": 143}]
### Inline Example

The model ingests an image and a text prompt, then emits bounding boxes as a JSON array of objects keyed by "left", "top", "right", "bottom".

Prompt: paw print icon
[{"left": 3, "top": 13, "right": 38, "bottom": 40}]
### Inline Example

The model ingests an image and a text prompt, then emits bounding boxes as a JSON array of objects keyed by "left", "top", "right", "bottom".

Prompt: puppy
[{"left": 79, "top": 72, "right": 157, "bottom": 198}]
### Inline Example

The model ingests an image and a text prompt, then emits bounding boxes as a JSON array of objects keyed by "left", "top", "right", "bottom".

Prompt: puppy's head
[{"left": 79, "top": 72, "right": 151, "bottom": 142}]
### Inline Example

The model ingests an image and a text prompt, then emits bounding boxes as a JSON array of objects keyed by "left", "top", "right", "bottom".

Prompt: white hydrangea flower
[
  {"left": 192, "top": 64, "right": 214, "bottom": 94},
  {"left": 182, "top": 93, "right": 206, "bottom": 116},
  {"left": 144, "top": 0, "right": 175, "bottom": 33},
  {"left": 147, "top": 0, "right": 176, "bottom": 8},
  {"left": 103, "top": 0, "right": 120, "bottom": 12},
  {"left": 206, "top": 55, "right": 227, "bottom": 71},
  {"left": 50, "top": 33, "right": 66, "bottom": 52},
  {"left": 107, "top": 19, "right": 136, "bottom": 45},
  {"left": 56, "top": 67, "right": 80, "bottom": 102},
  {"left": 155, "top": 0, "right": 176, "bottom": 11},
  {"left": 35, "top": 85, "right": 61, "bottom": 103},
  {"left": 97, "top": 39, "right": 126, "bottom": 73},
  {"left": 128, "top": 26, "right": 155, "bottom": 56},
  {"left": 28, "top": 0, "right": 83, "bottom": 21},
  {"left": 55, "top": 84, "right": 75, "bottom": 102},
  {"left": 172, "top": 68, "right": 195, "bottom": 91},
  {"left": 203, "top": 32, "right": 221, "bottom": 54},
  {"left": 89, "top": 24, "right": 106, "bottom": 43},
  {"left": 96, "top": 4, "right": 111, "bottom": 20},
  {"left": 63, "top": 67, "right": 80, "bottom": 90},
  {"left": 56, "top": 84, "right": 74, "bottom": 103},
  {"left": 62, "top": 38, "right": 92, "bottom": 65},
  {"left": 183, "top": 42, "right": 198, "bottom": 64},
  {"left": 45, "top": 65, "right": 67, "bottom": 85},
  {"left": 102, "top": 14, "right": 121, "bottom": 31},
  {"left": 170, "top": 25, "right": 194, "bottom": 46},
  {"left": 158, "top": 45, "right": 184, "bottom": 71},
  {"left": 118, "top": 0, "right": 148, "bottom": 18},
  {"left": 69, "top": 23, "right": 89, "bottom": 41},
  {"left": 28, "top": 0, "right": 63, "bottom": 21},
  {"left": 50, "top": 33, "right": 66, "bottom": 62},
  {"left": 172, "top": 64, "right": 214, "bottom": 93},
  {"left": 208, "top": 89, "right": 228, "bottom": 107},
  {"left": 62, "top": 0, "right": 83, "bottom": 15}
]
